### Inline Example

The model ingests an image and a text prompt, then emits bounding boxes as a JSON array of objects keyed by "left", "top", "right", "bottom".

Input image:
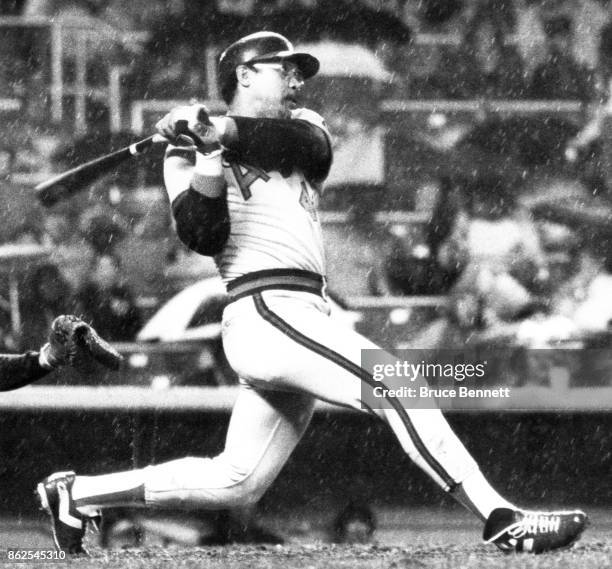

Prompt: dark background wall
[{"left": 0, "top": 411, "right": 605, "bottom": 517}]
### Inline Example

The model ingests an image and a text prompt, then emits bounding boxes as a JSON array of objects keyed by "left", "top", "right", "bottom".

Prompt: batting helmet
[{"left": 218, "top": 31, "right": 319, "bottom": 104}]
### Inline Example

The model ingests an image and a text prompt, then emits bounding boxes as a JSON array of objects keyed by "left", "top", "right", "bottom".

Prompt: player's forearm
[
  {"left": 163, "top": 146, "right": 225, "bottom": 202},
  {"left": 0, "top": 351, "right": 51, "bottom": 391},
  {"left": 163, "top": 146, "right": 230, "bottom": 256},
  {"left": 214, "top": 116, "right": 331, "bottom": 181}
]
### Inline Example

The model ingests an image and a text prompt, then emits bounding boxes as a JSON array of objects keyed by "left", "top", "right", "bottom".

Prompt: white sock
[
  {"left": 72, "top": 470, "right": 146, "bottom": 513},
  {"left": 458, "top": 469, "right": 516, "bottom": 520}
]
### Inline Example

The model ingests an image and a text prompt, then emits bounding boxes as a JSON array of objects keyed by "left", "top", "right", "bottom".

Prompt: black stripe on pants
[{"left": 252, "top": 293, "right": 457, "bottom": 491}]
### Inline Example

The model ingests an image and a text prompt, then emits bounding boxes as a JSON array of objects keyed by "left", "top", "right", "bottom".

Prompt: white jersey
[{"left": 215, "top": 108, "right": 330, "bottom": 282}]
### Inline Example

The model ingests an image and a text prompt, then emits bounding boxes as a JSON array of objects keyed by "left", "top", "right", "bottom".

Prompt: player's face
[{"left": 247, "top": 60, "right": 305, "bottom": 118}]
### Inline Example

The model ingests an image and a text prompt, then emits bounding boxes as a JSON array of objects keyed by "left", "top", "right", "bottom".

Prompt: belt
[{"left": 227, "top": 269, "right": 325, "bottom": 301}]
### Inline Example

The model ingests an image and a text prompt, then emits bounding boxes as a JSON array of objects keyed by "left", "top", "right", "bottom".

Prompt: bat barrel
[{"left": 35, "top": 135, "right": 162, "bottom": 207}]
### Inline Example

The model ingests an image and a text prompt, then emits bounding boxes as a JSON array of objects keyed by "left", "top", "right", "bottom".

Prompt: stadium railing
[{"left": 1, "top": 382, "right": 612, "bottom": 412}]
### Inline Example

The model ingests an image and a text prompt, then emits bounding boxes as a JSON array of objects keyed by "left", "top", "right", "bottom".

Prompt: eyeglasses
[{"left": 250, "top": 61, "right": 305, "bottom": 83}]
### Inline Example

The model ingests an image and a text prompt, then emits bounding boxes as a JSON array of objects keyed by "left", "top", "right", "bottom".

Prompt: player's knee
[
  {"left": 219, "top": 465, "right": 270, "bottom": 507},
  {"left": 201, "top": 453, "right": 270, "bottom": 507},
  {"left": 143, "top": 455, "right": 268, "bottom": 508},
  {"left": 227, "top": 484, "right": 264, "bottom": 508}
]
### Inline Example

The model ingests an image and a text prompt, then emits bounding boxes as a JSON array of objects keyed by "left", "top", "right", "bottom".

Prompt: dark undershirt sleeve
[
  {"left": 227, "top": 117, "right": 332, "bottom": 182},
  {"left": 0, "top": 351, "right": 50, "bottom": 392},
  {"left": 172, "top": 188, "right": 230, "bottom": 256}
]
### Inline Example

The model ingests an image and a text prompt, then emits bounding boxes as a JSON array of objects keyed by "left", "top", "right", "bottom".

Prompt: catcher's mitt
[{"left": 40, "top": 315, "right": 123, "bottom": 371}]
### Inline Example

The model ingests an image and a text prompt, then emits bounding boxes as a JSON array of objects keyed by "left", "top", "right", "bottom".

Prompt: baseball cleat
[
  {"left": 483, "top": 507, "right": 588, "bottom": 553},
  {"left": 36, "top": 471, "right": 90, "bottom": 554}
]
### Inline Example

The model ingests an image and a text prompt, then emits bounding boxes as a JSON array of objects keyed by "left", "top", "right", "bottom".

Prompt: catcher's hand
[
  {"left": 155, "top": 104, "right": 220, "bottom": 152},
  {"left": 40, "top": 315, "right": 123, "bottom": 371}
]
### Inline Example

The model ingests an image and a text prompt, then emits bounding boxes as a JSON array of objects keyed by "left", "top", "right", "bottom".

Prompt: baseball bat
[{"left": 35, "top": 134, "right": 167, "bottom": 207}]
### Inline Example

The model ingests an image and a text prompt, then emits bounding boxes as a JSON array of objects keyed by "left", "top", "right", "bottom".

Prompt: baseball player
[
  {"left": 0, "top": 314, "right": 122, "bottom": 391},
  {"left": 38, "top": 32, "right": 587, "bottom": 555}
]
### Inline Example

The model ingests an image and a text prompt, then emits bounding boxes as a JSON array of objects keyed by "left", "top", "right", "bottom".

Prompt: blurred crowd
[
  {"left": 1, "top": 0, "right": 612, "bottom": 101},
  {"left": 0, "top": 148, "right": 144, "bottom": 350}
]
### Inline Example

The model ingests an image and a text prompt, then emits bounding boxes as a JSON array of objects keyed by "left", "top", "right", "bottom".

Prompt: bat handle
[{"left": 128, "top": 134, "right": 167, "bottom": 155}]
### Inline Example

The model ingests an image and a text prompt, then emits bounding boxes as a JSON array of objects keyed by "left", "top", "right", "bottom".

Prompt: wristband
[
  {"left": 192, "top": 150, "right": 224, "bottom": 197},
  {"left": 209, "top": 117, "right": 227, "bottom": 139},
  {"left": 194, "top": 149, "right": 223, "bottom": 176},
  {"left": 210, "top": 116, "right": 238, "bottom": 147}
]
